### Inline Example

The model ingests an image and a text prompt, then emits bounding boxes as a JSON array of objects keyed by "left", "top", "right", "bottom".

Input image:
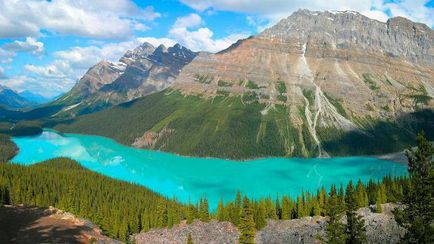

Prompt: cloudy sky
[{"left": 0, "top": 0, "right": 433, "bottom": 97}]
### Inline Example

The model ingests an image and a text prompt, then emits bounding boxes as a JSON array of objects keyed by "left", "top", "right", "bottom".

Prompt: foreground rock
[
  {"left": 134, "top": 220, "right": 239, "bottom": 244},
  {"left": 134, "top": 203, "right": 405, "bottom": 244},
  {"left": 0, "top": 205, "right": 119, "bottom": 244}
]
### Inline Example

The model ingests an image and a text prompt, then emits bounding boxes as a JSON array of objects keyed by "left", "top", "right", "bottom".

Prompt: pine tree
[
  {"left": 337, "top": 185, "right": 346, "bottom": 213},
  {"left": 238, "top": 197, "right": 256, "bottom": 244},
  {"left": 233, "top": 191, "right": 242, "bottom": 225},
  {"left": 296, "top": 195, "right": 305, "bottom": 218},
  {"left": 265, "top": 197, "right": 277, "bottom": 220},
  {"left": 217, "top": 198, "right": 225, "bottom": 221},
  {"left": 281, "top": 196, "right": 291, "bottom": 220},
  {"left": 355, "top": 180, "right": 369, "bottom": 208},
  {"left": 345, "top": 181, "right": 367, "bottom": 244},
  {"left": 395, "top": 132, "right": 434, "bottom": 243},
  {"left": 324, "top": 185, "right": 346, "bottom": 244},
  {"left": 255, "top": 199, "right": 267, "bottom": 229}
]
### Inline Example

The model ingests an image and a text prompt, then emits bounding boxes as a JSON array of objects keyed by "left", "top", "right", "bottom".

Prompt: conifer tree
[
  {"left": 255, "top": 199, "right": 267, "bottom": 229},
  {"left": 265, "top": 197, "right": 277, "bottom": 220},
  {"left": 217, "top": 198, "right": 225, "bottom": 221},
  {"left": 239, "top": 197, "right": 256, "bottom": 244},
  {"left": 337, "top": 185, "right": 346, "bottom": 213},
  {"left": 395, "top": 132, "right": 434, "bottom": 243},
  {"left": 345, "top": 181, "right": 367, "bottom": 244},
  {"left": 355, "top": 180, "right": 369, "bottom": 208},
  {"left": 296, "top": 195, "right": 305, "bottom": 218},
  {"left": 324, "top": 185, "right": 346, "bottom": 244},
  {"left": 281, "top": 196, "right": 291, "bottom": 220}
]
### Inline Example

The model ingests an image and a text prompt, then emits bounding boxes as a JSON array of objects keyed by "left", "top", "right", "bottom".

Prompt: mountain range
[{"left": 3, "top": 9, "right": 434, "bottom": 159}]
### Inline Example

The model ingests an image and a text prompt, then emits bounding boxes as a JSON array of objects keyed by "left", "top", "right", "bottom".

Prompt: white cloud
[
  {"left": 169, "top": 14, "right": 249, "bottom": 52},
  {"left": 0, "top": 0, "right": 160, "bottom": 39},
  {"left": 2, "top": 37, "right": 44, "bottom": 55},
  {"left": 0, "top": 49, "right": 15, "bottom": 64},
  {"left": 180, "top": 0, "right": 434, "bottom": 27},
  {"left": 137, "top": 37, "right": 178, "bottom": 48},
  {"left": 0, "top": 75, "right": 74, "bottom": 97},
  {"left": 173, "top": 13, "right": 203, "bottom": 28},
  {"left": 0, "top": 67, "right": 4, "bottom": 78}
]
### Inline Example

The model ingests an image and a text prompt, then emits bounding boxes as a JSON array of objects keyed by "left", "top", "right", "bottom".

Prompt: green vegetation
[
  {"left": 0, "top": 158, "right": 194, "bottom": 241},
  {"left": 406, "top": 84, "right": 432, "bottom": 106},
  {"left": 195, "top": 74, "right": 213, "bottom": 84},
  {"left": 216, "top": 176, "right": 407, "bottom": 230},
  {"left": 362, "top": 73, "right": 380, "bottom": 91},
  {"left": 318, "top": 109, "right": 434, "bottom": 156},
  {"left": 242, "top": 91, "right": 259, "bottom": 102},
  {"left": 246, "top": 80, "right": 259, "bottom": 89},
  {"left": 276, "top": 94, "right": 287, "bottom": 102},
  {"left": 217, "top": 80, "right": 232, "bottom": 87},
  {"left": 345, "top": 181, "right": 367, "bottom": 243},
  {"left": 55, "top": 90, "right": 293, "bottom": 159},
  {"left": 394, "top": 132, "right": 434, "bottom": 243},
  {"left": 238, "top": 197, "right": 256, "bottom": 244},
  {"left": 302, "top": 89, "right": 315, "bottom": 106},
  {"left": 0, "top": 121, "right": 42, "bottom": 137},
  {"left": 276, "top": 81, "right": 286, "bottom": 94},
  {"left": 324, "top": 185, "right": 346, "bottom": 243},
  {"left": 324, "top": 93, "right": 348, "bottom": 118},
  {"left": 53, "top": 89, "right": 434, "bottom": 159},
  {"left": 0, "top": 134, "right": 18, "bottom": 162}
]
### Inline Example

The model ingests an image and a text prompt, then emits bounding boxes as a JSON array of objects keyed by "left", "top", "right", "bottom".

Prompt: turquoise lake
[{"left": 12, "top": 130, "right": 408, "bottom": 208}]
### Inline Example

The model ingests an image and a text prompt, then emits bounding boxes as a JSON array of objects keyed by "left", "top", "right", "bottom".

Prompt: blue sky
[{"left": 0, "top": 0, "right": 433, "bottom": 97}]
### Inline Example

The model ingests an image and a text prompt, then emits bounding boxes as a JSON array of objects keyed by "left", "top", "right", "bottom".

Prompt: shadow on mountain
[{"left": 320, "top": 109, "right": 434, "bottom": 156}]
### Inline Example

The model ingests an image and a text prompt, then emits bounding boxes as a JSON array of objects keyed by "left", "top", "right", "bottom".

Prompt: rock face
[
  {"left": 133, "top": 203, "right": 405, "bottom": 244},
  {"left": 134, "top": 220, "right": 239, "bottom": 244},
  {"left": 0, "top": 84, "right": 33, "bottom": 109},
  {"left": 172, "top": 9, "right": 434, "bottom": 157},
  {"left": 53, "top": 42, "right": 197, "bottom": 117}
]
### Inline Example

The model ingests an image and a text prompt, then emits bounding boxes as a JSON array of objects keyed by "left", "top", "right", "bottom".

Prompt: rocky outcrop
[
  {"left": 134, "top": 203, "right": 405, "bottom": 244},
  {"left": 134, "top": 220, "right": 239, "bottom": 244}
]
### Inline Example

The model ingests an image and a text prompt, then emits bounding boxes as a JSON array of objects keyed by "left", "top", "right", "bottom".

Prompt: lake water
[{"left": 12, "top": 130, "right": 408, "bottom": 208}]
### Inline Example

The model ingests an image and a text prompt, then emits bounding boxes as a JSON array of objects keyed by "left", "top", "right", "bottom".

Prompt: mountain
[
  {"left": 53, "top": 43, "right": 197, "bottom": 117},
  {"left": 0, "top": 85, "right": 34, "bottom": 109},
  {"left": 19, "top": 90, "right": 51, "bottom": 104},
  {"left": 55, "top": 10, "right": 434, "bottom": 159}
]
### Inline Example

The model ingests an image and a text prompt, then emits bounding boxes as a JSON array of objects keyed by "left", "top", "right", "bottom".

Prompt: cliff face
[{"left": 171, "top": 10, "right": 434, "bottom": 157}]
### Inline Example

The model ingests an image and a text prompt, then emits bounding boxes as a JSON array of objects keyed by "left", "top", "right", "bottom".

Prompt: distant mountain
[
  {"left": 52, "top": 42, "right": 197, "bottom": 117},
  {"left": 56, "top": 10, "right": 434, "bottom": 159},
  {"left": 19, "top": 90, "right": 52, "bottom": 104},
  {"left": 0, "top": 85, "right": 33, "bottom": 109}
]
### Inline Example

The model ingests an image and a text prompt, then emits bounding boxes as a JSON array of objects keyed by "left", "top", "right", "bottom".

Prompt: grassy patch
[
  {"left": 195, "top": 74, "right": 213, "bottom": 84},
  {"left": 324, "top": 93, "right": 348, "bottom": 118},
  {"left": 246, "top": 80, "right": 259, "bottom": 89},
  {"left": 362, "top": 73, "right": 380, "bottom": 91},
  {"left": 302, "top": 89, "right": 315, "bottom": 106},
  {"left": 217, "top": 80, "right": 232, "bottom": 87},
  {"left": 276, "top": 81, "right": 287, "bottom": 94},
  {"left": 277, "top": 95, "right": 287, "bottom": 102}
]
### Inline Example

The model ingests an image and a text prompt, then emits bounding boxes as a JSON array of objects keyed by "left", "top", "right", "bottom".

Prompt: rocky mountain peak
[{"left": 120, "top": 42, "right": 156, "bottom": 64}]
